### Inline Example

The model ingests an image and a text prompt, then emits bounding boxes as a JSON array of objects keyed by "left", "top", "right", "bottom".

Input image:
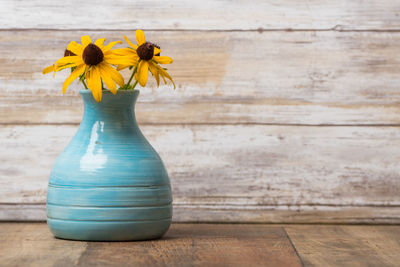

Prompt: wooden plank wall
[{"left": 1, "top": 0, "right": 400, "bottom": 223}]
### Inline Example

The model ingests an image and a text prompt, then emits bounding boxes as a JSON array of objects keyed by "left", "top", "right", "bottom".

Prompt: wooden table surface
[{"left": 1, "top": 223, "right": 399, "bottom": 267}]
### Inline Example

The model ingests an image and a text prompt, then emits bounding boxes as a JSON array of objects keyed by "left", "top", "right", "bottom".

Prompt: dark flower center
[
  {"left": 82, "top": 43, "right": 104, "bottom": 66},
  {"left": 64, "top": 49, "right": 76, "bottom": 57},
  {"left": 137, "top": 42, "right": 155, "bottom": 60}
]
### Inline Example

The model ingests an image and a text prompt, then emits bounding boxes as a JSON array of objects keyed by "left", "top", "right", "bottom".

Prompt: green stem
[
  {"left": 127, "top": 65, "right": 138, "bottom": 87},
  {"left": 132, "top": 79, "right": 139, "bottom": 90},
  {"left": 81, "top": 79, "right": 88, "bottom": 90}
]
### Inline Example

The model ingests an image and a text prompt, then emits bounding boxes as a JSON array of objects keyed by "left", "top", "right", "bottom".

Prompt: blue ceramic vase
[{"left": 46, "top": 90, "right": 172, "bottom": 241}]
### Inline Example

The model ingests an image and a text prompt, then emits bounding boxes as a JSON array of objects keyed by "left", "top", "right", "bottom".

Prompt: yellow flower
[
  {"left": 115, "top": 30, "right": 175, "bottom": 88},
  {"left": 43, "top": 36, "right": 135, "bottom": 102}
]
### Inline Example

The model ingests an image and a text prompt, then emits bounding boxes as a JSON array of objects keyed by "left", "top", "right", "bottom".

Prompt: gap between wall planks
[{"left": 1, "top": 1, "right": 400, "bottom": 222}]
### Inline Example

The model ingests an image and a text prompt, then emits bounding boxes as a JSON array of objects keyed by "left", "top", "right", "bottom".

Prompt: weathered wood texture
[
  {"left": 0, "top": 223, "right": 303, "bottom": 267},
  {"left": 2, "top": 0, "right": 400, "bottom": 30},
  {"left": 1, "top": 124, "right": 400, "bottom": 223},
  {"left": 2, "top": 223, "right": 400, "bottom": 267},
  {"left": 1, "top": 1, "right": 400, "bottom": 222},
  {"left": 2, "top": 30, "right": 400, "bottom": 125},
  {"left": 286, "top": 225, "right": 400, "bottom": 266}
]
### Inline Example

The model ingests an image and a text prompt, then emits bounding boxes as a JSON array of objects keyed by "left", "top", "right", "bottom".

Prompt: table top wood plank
[
  {"left": 0, "top": 223, "right": 87, "bottom": 267},
  {"left": 0, "top": 223, "right": 302, "bottom": 267},
  {"left": 3, "top": 223, "right": 400, "bottom": 267},
  {"left": 285, "top": 225, "right": 400, "bottom": 267}
]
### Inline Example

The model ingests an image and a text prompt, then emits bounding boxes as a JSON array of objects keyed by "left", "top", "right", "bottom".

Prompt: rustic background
[{"left": 1, "top": 0, "right": 400, "bottom": 223}]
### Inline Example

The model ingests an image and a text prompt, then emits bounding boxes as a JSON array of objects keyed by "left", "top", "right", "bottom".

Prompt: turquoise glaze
[{"left": 46, "top": 90, "right": 172, "bottom": 241}]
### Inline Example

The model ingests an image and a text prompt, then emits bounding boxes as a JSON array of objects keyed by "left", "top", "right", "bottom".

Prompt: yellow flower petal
[
  {"left": 87, "top": 66, "right": 102, "bottom": 102},
  {"left": 100, "top": 63, "right": 125, "bottom": 87},
  {"left": 55, "top": 56, "right": 82, "bottom": 66},
  {"left": 84, "top": 65, "right": 89, "bottom": 78},
  {"left": 66, "top": 41, "right": 83, "bottom": 56},
  {"left": 153, "top": 64, "right": 167, "bottom": 84},
  {"left": 148, "top": 62, "right": 160, "bottom": 87},
  {"left": 62, "top": 64, "right": 85, "bottom": 95},
  {"left": 104, "top": 54, "right": 137, "bottom": 66},
  {"left": 123, "top": 36, "right": 138, "bottom": 49},
  {"left": 94, "top": 38, "right": 106, "bottom": 48},
  {"left": 135, "top": 30, "right": 146, "bottom": 46},
  {"left": 158, "top": 66, "right": 176, "bottom": 89},
  {"left": 153, "top": 47, "right": 161, "bottom": 55},
  {"left": 117, "top": 64, "right": 129, "bottom": 71},
  {"left": 153, "top": 56, "right": 173, "bottom": 64},
  {"left": 98, "top": 64, "right": 117, "bottom": 94},
  {"left": 160, "top": 73, "right": 167, "bottom": 84},
  {"left": 42, "top": 65, "right": 55, "bottom": 74},
  {"left": 54, "top": 61, "right": 84, "bottom": 72},
  {"left": 138, "top": 60, "right": 149, "bottom": 87},
  {"left": 81, "top": 35, "right": 92, "bottom": 47},
  {"left": 102, "top": 41, "right": 122, "bottom": 52},
  {"left": 111, "top": 48, "right": 136, "bottom": 56}
]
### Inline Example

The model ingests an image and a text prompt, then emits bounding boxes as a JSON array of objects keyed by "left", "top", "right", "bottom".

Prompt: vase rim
[{"left": 79, "top": 89, "right": 140, "bottom": 95}]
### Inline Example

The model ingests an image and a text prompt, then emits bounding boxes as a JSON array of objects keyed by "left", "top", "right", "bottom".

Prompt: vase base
[{"left": 47, "top": 218, "right": 171, "bottom": 241}]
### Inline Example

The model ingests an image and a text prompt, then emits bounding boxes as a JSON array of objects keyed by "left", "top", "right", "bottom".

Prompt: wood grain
[
  {"left": 2, "top": 0, "right": 400, "bottom": 30},
  {"left": 1, "top": 1, "right": 400, "bottom": 223},
  {"left": 1, "top": 30, "right": 400, "bottom": 125},
  {"left": 0, "top": 223, "right": 303, "bottom": 267},
  {"left": 286, "top": 225, "right": 400, "bottom": 266},
  {"left": 0, "top": 223, "right": 87, "bottom": 266},
  {"left": 1, "top": 124, "right": 400, "bottom": 222},
  {"left": 2, "top": 223, "right": 400, "bottom": 267}
]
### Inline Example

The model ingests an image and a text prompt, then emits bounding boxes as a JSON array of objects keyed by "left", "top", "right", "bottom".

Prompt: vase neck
[{"left": 80, "top": 90, "right": 140, "bottom": 126}]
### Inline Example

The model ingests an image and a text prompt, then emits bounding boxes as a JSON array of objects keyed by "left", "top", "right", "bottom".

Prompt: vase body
[{"left": 46, "top": 90, "right": 172, "bottom": 241}]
